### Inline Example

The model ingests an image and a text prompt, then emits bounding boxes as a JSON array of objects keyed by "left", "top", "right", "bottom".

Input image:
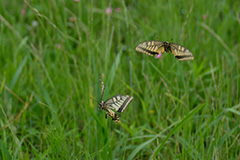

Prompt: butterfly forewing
[
  {"left": 135, "top": 41, "right": 165, "bottom": 56},
  {"left": 104, "top": 95, "right": 134, "bottom": 112},
  {"left": 169, "top": 43, "right": 194, "bottom": 61},
  {"left": 100, "top": 79, "right": 105, "bottom": 103}
]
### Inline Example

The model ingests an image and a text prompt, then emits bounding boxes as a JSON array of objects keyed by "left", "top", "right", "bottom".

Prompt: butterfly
[
  {"left": 98, "top": 79, "right": 134, "bottom": 124},
  {"left": 135, "top": 40, "right": 194, "bottom": 61}
]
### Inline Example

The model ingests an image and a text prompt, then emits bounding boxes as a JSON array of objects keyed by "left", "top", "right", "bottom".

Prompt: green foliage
[{"left": 0, "top": 0, "right": 240, "bottom": 159}]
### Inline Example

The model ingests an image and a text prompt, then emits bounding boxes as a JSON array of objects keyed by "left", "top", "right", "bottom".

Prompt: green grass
[{"left": 0, "top": 0, "right": 240, "bottom": 159}]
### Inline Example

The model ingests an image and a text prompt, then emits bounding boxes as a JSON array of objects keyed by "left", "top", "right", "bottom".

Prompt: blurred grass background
[{"left": 0, "top": 0, "right": 240, "bottom": 159}]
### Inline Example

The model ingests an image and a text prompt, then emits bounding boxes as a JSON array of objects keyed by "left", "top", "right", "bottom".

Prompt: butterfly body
[
  {"left": 162, "top": 41, "right": 171, "bottom": 53},
  {"left": 99, "top": 101, "right": 119, "bottom": 123},
  {"left": 98, "top": 79, "right": 134, "bottom": 124},
  {"left": 135, "top": 40, "right": 194, "bottom": 61}
]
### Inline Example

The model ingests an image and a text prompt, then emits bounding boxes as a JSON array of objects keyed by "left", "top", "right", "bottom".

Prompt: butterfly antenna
[{"left": 90, "top": 97, "right": 98, "bottom": 103}]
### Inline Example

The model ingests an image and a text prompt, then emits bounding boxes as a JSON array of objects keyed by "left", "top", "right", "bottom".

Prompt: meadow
[{"left": 0, "top": 0, "right": 240, "bottom": 159}]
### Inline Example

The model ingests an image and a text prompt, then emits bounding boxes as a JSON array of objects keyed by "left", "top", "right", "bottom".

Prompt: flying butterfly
[
  {"left": 98, "top": 79, "right": 134, "bottom": 124},
  {"left": 135, "top": 40, "right": 194, "bottom": 61}
]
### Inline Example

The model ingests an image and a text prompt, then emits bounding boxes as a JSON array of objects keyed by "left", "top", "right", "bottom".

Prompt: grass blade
[
  {"left": 151, "top": 102, "right": 205, "bottom": 158},
  {"left": 9, "top": 56, "right": 27, "bottom": 89}
]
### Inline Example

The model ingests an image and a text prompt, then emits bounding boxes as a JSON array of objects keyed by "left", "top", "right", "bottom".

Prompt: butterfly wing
[
  {"left": 99, "top": 79, "right": 105, "bottom": 103},
  {"left": 135, "top": 41, "right": 165, "bottom": 56},
  {"left": 105, "top": 109, "right": 120, "bottom": 124},
  {"left": 104, "top": 95, "right": 134, "bottom": 113},
  {"left": 169, "top": 43, "right": 194, "bottom": 61}
]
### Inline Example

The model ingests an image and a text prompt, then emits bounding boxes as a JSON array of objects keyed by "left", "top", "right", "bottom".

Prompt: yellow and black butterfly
[
  {"left": 135, "top": 40, "right": 194, "bottom": 61},
  {"left": 98, "top": 79, "right": 134, "bottom": 124}
]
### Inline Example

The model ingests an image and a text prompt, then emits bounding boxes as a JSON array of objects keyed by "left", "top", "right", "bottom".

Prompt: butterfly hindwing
[{"left": 105, "top": 109, "right": 120, "bottom": 124}]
